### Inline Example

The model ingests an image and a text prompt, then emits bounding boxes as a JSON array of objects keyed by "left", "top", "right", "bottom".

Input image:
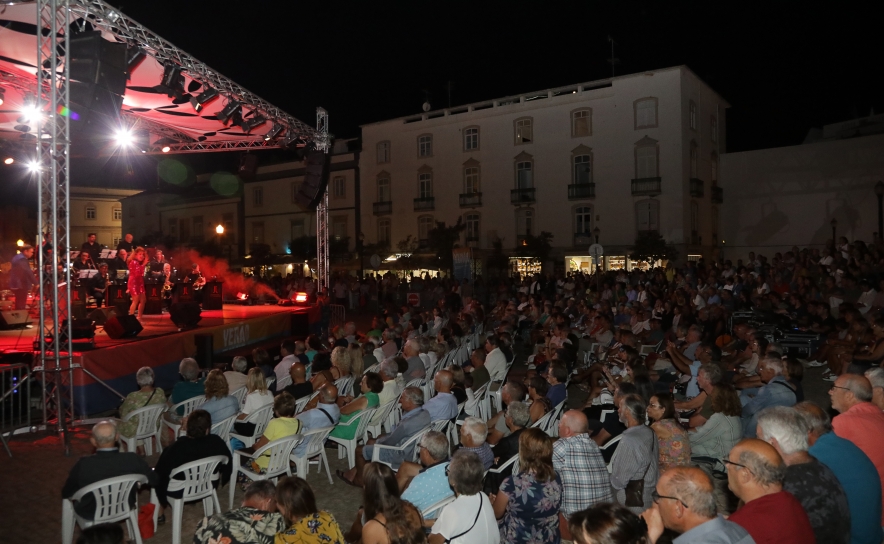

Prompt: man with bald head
[
  {"left": 796, "top": 401, "right": 883, "bottom": 544},
  {"left": 553, "top": 410, "right": 612, "bottom": 520},
  {"left": 726, "top": 438, "right": 814, "bottom": 544},
  {"left": 423, "top": 370, "right": 458, "bottom": 421},
  {"left": 830, "top": 373, "right": 884, "bottom": 526},
  {"left": 62, "top": 420, "right": 155, "bottom": 520},
  {"left": 282, "top": 362, "right": 313, "bottom": 400},
  {"left": 292, "top": 383, "right": 340, "bottom": 457},
  {"left": 641, "top": 467, "right": 753, "bottom": 544}
]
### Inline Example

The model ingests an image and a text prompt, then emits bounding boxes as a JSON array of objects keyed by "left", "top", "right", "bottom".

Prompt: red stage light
[
  {"left": 236, "top": 292, "right": 248, "bottom": 300},
  {"left": 294, "top": 292, "right": 308, "bottom": 303}
]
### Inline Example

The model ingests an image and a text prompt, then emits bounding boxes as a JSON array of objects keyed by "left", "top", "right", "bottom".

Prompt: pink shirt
[{"left": 833, "top": 401, "right": 884, "bottom": 523}]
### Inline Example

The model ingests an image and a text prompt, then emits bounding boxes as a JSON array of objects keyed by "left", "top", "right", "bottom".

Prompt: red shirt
[
  {"left": 833, "top": 401, "right": 884, "bottom": 523},
  {"left": 729, "top": 491, "right": 815, "bottom": 544}
]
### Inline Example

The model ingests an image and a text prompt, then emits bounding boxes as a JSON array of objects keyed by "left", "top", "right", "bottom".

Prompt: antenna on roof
[{"left": 607, "top": 35, "right": 620, "bottom": 78}]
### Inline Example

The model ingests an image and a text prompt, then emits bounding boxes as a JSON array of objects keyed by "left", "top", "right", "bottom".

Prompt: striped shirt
[
  {"left": 610, "top": 424, "right": 659, "bottom": 514},
  {"left": 553, "top": 434, "right": 612, "bottom": 515}
]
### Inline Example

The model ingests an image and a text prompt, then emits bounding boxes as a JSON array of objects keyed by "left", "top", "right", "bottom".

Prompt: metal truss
[
  {"left": 34, "top": 0, "right": 75, "bottom": 454},
  {"left": 67, "top": 0, "right": 318, "bottom": 151},
  {"left": 315, "top": 108, "right": 330, "bottom": 292}
]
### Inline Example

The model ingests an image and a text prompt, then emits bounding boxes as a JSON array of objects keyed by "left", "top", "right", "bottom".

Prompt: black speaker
[
  {"left": 170, "top": 302, "right": 202, "bottom": 330},
  {"left": 291, "top": 311, "right": 310, "bottom": 337},
  {"left": 294, "top": 150, "right": 330, "bottom": 209},
  {"left": 105, "top": 315, "right": 143, "bottom": 339},
  {"left": 88, "top": 307, "right": 116, "bottom": 326},
  {"left": 0, "top": 310, "right": 30, "bottom": 329},
  {"left": 68, "top": 31, "right": 127, "bottom": 140},
  {"left": 194, "top": 333, "right": 214, "bottom": 369}
]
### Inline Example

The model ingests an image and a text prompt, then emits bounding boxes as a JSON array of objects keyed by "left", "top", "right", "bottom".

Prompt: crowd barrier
[{"left": 0, "top": 362, "right": 32, "bottom": 456}]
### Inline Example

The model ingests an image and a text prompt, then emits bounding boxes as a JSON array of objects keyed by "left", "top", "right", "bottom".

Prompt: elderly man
[
  {"left": 403, "top": 339, "right": 426, "bottom": 380},
  {"left": 554, "top": 410, "right": 612, "bottom": 523},
  {"left": 829, "top": 373, "right": 884, "bottom": 526},
  {"left": 424, "top": 370, "right": 458, "bottom": 422},
  {"left": 796, "top": 401, "right": 883, "bottom": 544},
  {"left": 610, "top": 393, "right": 658, "bottom": 514},
  {"left": 725, "top": 438, "right": 814, "bottom": 544},
  {"left": 62, "top": 420, "right": 155, "bottom": 520},
  {"left": 676, "top": 363, "right": 722, "bottom": 428},
  {"left": 293, "top": 384, "right": 340, "bottom": 457},
  {"left": 338, "top": 386, "right": 431, "bottom": 487},
  {"left": 376, "top": 357, "right": 401, "bottom": 404},
  {"left": 398, "top": 431, "right": 453, "bottom": 519},
  {"left": 429, "top": 450, "right": 500, "bottom": 544},
  {"left": 483, "top": 402, "right": 530, "bottom": 495},
  {"left": 640, "top": 467, "right": 753, "bottom": 544},
  {"left": 273, "top": 340, "right": 298, "bottom": 384},
  {"left": 865, "top": 367, "right": 884, "bottom": 410},
  {"left": 486, "top": 381, "right": 527, "bottom": 445},
  {"left": 484, "top": 335, "right": 507, "bottom": 382},
  {"left": 457, "top": 416, "right": 494, "bottom": 470},
  {"left": 224, "top": 356, "right": 249, "bottom": 392},
  {"left": 282, "top": 363, "right": 313, "bottom": 400},
  {"left": 741, "top": 357, "right": 796, "bottom": 437},
  {"left": 756, "top": 406, "right": 850, "bottom": 544},
  {"left": 664, "top": 324, "right": 704, "bottom": 398},
  {"left": 194, "top": 480, "right": 285, "bottom": 544}
]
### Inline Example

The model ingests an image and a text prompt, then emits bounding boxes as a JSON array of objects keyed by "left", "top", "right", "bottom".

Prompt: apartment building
[
  {"left": 70, "top": 187, "right": 141, "bottom": 248},
  {"left": 360, "top": 65, "right": 728, "bottom": 274}
]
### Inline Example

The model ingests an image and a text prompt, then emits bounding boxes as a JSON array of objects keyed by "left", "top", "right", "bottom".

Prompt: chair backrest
[
  {"left": 265, "top": 376, "right": 276, "bottom": 390},
  {"left": 244, "top": 403, "right": 275, "bottom": 436},
  {"left": 404, "top": 378, "right": 424, "bottom": 390},
  {"left": 420, "top": 494, "right": 456, "bottom": 519},
  {"left": 294, "top": 395, "right": 312, "bottom": 414},
  {"left": 371, "top": 400, "right": 397, "bottom": 427},
  {"left": 295, "top": 425, "right": 335, "bottom": 458},
  {"left": 276, "top": 374, "right": 293, "bottom": 391},
  {"left": 124, "top": 403, "right": 166, "bottom": 437},
  {"left": 70, "top": 474, "right": 148, "bottom": 523},
  {"left": 231, "top": 386, "right": 248, "bottom": 405},
  {"left": 211, "top": 414, "right": 237, "bottom": 440},
  {"left": 486, "top": 453, "right": 519, "bottom": 476},
  {"left": 167, "top": 455, "right": 229, "bottom": 500},
  {"left": 364, "top": 363, "right": 380, "bottom": 375},
  {"left": 256, "top": 434, "right": 302, "bottom": 476},
  {"left": 334, "top": 375, "right": 354, "bottom": 397},
  {"left": 531, "top": 409, "right": 555, "bottom": 431},
  {"left": 544, "top": 401, "right": 566, "bottom": 437},
  {"left": 401, "top": 425, "right": 432, "bottom": 462},
  {"left": 171, "top": 395, "right": 205, "bottom": 417},
  {"left": 349, "top": 407, "right": 377, "bottom": 441},
  {"left": 430, "top": 419, "right": 450, "bottom": 433}
]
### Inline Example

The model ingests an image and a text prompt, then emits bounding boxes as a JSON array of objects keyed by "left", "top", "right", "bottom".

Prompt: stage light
[
  {"left": 239, "top": 114, "right": 267, "bottom": 134},
  {"left": 236, "top": 292, "right": 248, "bottom": 301},
  {"left": 161, "top": 63, "right": 185, "bottom": 97},
  {"left": 263, "top": 123, "right": 284, "bottom": 141},
  {"left": 161, "top": 145, "right": 171, "bottom": 153},
  {"left": 114, "top": 128, "right": 134, "bottom": 147},
  {"left": 27, "top": 160, "right": 39, "bottom": 172},
  {"left": 189, "top": 86, "right": 219, "bottom": 112},
  {"left": 126, "top": 47, "right": 146, "bottom": 74},
  {"left": 216, "top": 101, "right": 241, "bottom": 125},
  {"left": 21, "top": 96, "right": 41, "bottom": 122},
  {"left": 282, "top": 131, "right": 299, "bottom": 147},
  {"left": 0, "top": 88, "right": 5, "bottom": 106},
  {"left": 294, "top": 292, "right": 308, "bottom": 304},
  {"left": 3, "top": 157, "right": 13, "bottom": 165},
  {"left": 16, "top": 239, "right": 24, "bottom": 247}
]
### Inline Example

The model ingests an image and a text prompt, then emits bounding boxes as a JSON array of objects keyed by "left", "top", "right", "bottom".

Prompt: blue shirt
[
  {"left": 547, "top": 383, "right": 566, "bottom": 408},
  {"left": 741, "top": 376, "right": 796, "bottom": 437},
  {"left": 674, "top": 515, "right": 754, "bottom": 544},
  {"left": 424, "top": 392, "right": 458, "bottom": 422},
  {"left": 401, "top": 461, "right": 452, "bottom": 519},
  {"left": 810, "top": 432, "right": 884, "bottom": 544},
  {"left": 201, "top": 395, "right": 240, "bottom": 427},
  {"left": 294, "top": 403, "right": 341, "bottom": 456}
]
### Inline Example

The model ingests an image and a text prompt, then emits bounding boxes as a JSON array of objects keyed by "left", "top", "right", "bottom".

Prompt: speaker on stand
[{"left": 294, "top": 149, "right": 331, "bottom": 209}]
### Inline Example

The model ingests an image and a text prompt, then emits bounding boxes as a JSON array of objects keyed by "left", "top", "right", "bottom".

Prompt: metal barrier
[
  {"left": 0, "top": 362, "right": 33, "bottom": 457},
  {"left": 328, "top": 304, "right": 346, "bottom": 335}
]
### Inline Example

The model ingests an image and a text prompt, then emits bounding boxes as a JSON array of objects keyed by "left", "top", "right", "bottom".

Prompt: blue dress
[{"left": 499, "top": 471, "right": 563, "bottom": 544}]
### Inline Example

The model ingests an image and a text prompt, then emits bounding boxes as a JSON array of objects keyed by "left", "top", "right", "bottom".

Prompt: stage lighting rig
[
  {"left": 264, "top": 123, "right": 283, "bottom": 141},
  {"left": 189, "top": 87, "right": 219, "bottom": 112},
  {"left": 239, "top": 114, "right": 267, "bottom": 134},
  {"left": 216, "top": 100, "right": 242, "bottom": 125},
  {"left": 114, "top": 127, "right": 134, "bottom": 147},
  {"left": 160, "top": 62, "right": 185, "bottom": 97},
  {"left": 126, "top": 47, "right": 146, "bottom": 75}
]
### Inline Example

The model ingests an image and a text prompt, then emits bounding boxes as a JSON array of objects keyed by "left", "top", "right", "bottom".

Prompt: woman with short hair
[
  {"left": 647, "top": 392, "right": 691, "bottom": 472},
  {"left": 118, "top": 366, "right": 166, "bottom": 439},
  {"left": 200, "top": 369, "right": 240, "bottom": 424},
  {"left": 689, "top": 385, "right": 743, "bottom": 468},
  {"left": 311, "top": 347, "right": 351, "bottom": 389},
  {"left": 274, "top": 476, "right": 345, "bottom": 543}
]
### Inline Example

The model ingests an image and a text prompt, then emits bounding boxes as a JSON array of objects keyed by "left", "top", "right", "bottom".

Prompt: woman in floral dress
[
  {"left": 274, "top": 476, "right": 344, "bottom": 544},
  {"left": 491, "top": 428, "right": 563, "bottom": 544},
  {"left": 117, "top": 366, "right": 166, "bottom": 439},
  {"left": 127, "top": 246, "right": 147, "bottom": 318},
  {"left": 647, "top": 392, "right": 692, "bottom": 471}
]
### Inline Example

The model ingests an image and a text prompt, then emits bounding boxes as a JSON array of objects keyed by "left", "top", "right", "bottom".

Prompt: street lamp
[
  {"left": 875, "top": 181, "right": 884, "bottom": 243},
  {"left": 16, "top": 239, "right": 24, "bottom": 247},
  {"left": 830, "top": 218, "right": 838, "bottom": 246},
  {"left": 215, "top": 224, "right": 227, "bottom": 260}
]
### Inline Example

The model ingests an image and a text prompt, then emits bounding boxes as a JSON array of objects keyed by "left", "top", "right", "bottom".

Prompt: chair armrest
[{"left": 370, "top": 443, "right": 402, "bottom": 462}]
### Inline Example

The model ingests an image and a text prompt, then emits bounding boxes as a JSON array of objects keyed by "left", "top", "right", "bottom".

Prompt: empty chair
[
  {"left": 166, "top": 455, "right": 229, "bottom": 544},
  {"left": 288, "top": 426, "right": 335, "bottom": 485},
  {"left": 118, "top": 403, "right": 166, "bottom": 456},
  {"left": 62, "top": 474, "right": 154, "bottom": 544},
  {"left": 230, "top": 434, "right": 302, "bottom": 509},
  {"left": 327, "top": 407, "right": 377, "bottom": 469}
]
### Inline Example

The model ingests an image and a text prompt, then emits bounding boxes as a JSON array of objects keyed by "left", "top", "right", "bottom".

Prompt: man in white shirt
[
  {"left": 483, "top": 335, "right": 507, "bottom": 382},
  {"left": 857, "top": 280, "right": 877, "bottom": 315},
  {"left": 273, "top": 340, "right": 297, "bottom": 384}
]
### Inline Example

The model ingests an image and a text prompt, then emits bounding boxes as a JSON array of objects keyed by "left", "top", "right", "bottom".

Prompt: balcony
[
  {"left": 413, "top": 197, "right": 435, "bottom": 211},
  {"left": 711, "top": 185, "right": 723, "bottom": 203},
  {"left": 465, "top": 235, "right": 480, "bottom": 248},
  {"left": 690, "top": 178, "right": 704, "bottom": 197},
  {"left": 459, "top": 192, "right": 483, "bottom": 208},
  {"left": 631, "top": 177, "right": 662, "bottom": 196},
  {"left": 373, "top": 201, "right": 392, "bottom": 215},
  {"left": 568, "top": 183, "right": 596, "bottom": 200},
  {"left": 573, "top": 232, "right": 594, "bottom": 246},
  {"left": 511, "top": 187, "right": 536, "bottom": 204}
]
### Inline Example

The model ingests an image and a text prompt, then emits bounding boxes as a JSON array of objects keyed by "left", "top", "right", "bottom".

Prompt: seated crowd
[{"left": 63, "top": 240, "right": 884, "bottom": 544}]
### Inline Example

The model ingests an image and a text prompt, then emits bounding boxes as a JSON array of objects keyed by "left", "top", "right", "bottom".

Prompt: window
[
  {"left": 635, "top": 142, "right": 658, "bottom": 179},
  {"left": 192, "top": 216, "right": 204, "bottom": 242},
  {"left": 572, "top": 109, "right": 592, "bottom": 137},
  {"left": 252, "top": 222, "right": 265, "bottom": 243},
  {"left": 575, "top": 206, "right": 592, "bottom": 234},
  {"left": 112, "top": 236, "right": 121, "bottom": 247},
  {"left": 377, "top": 218, "right": 391, "bottom": 245},
  {"left": 377, "top": 141, "right": 391, "bottom": 164},
  {"left": 574, "top": 155, "right": 592, "bottom": 184},
  {"left": 464, "top": 127, "right": 479, "bottom": 151},
  {"left": 85, "top": 205, "right": 96, "bottom": 220},
  {"left": 516, "top": 208, "right": 534, "bottom": 237},
  {"left": 711, "top": 116, "right": 718, "bottom": 143},
  {"left": 376, "top": 175, "right": 391, "bottom": 202},
  {"left": 179, "top": 218, "right": 191, "bottom": 242},
  {"left": 418, "top": 134, "right": 433, "bottom": 157},
  {"left": 634, "top": 97, "right": 658, "bottom": 129},
  {"left": 418, "top": 171, "right": 433, "bottom": 198},
  {"left": 635, "top": 199, "right": 660, "bottom": 232},
  {"left": 112, "top": 208, "right": 122, "bottom": 221},
  {"left": 418, "top": 216, "right": 434, "bottom": 241},
  {"left": 168, "top": 218, "right": 177, "bottom": 238},
  {"left": 332, "top": 176, "right": 346, "bottom": 199},
  {"left": 514, "top": 117, "right": 533, "bottom": 144},
  {"left": 332, "top": 216, "right": 348, "bottom": 239},
  {"left": 253, "top": 186, "right": 263, "bottom": 207},
  {"left": 291, "top": 220, "right": 305, "bottom": 240},
  {"left": 690, "top": 142, "right": 698, "bottom": 178},
  {"left": 465, "top": 213, "right": 480, "bottom": 241},
  {"left": 711, "top": 153, "right": 719, "bottom": 183},
  {"left": 690, "top": 200, "right": 699, "bottom": 234},
  {"left": 516, "top": 160, "right": 533, "bottom": 189},
  {"left": 689, "top": 100, "right": 697, "bottom": 130},
  {"left": 464, "top": 165, "right": 480, "bottom": 194}
]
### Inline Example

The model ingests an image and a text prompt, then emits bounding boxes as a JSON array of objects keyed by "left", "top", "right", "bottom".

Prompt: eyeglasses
[
  {"left": 651, "top": 489, "right": 688, "bottom": 508},
  {"left": 721, "top": 458, "right": 751, "bottom": 474},
  {"left": 445, "top": 464, "right": 450, "bottom": 477},
  {"left": 830, "top": 385, "right": 850, "bottom": 392}
]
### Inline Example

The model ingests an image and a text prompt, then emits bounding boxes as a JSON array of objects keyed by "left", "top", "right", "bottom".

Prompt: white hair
[
  {"left": 232, "top": 356, "right": 248, "bottom": 372},
  {"left": 135, "top": 366, "right": 155, "bottom": 387},
  {"left": 757, "top": 406, "right": 809, "bottom": 455},
  {"left": 461, "top": 416, "right": 488, "bottom": 445}
]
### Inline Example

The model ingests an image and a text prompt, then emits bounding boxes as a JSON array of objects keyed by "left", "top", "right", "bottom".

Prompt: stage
[{"left": 0, "top": 304, "right": 314, "bottom": 415}]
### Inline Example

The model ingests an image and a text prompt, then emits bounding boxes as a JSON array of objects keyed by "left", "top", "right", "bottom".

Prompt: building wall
[
  {"left": 159, "top": 198, "right": 241, "bottom": 257},
  {"left": 70, "top": 187, "right": 140, "bottom": 248},
  {"left": 720, "top": 133, "right": 884, "bottom": 259},
  {"left": 121, "top": 192, "right": 163, "bottom": 243},
  {"left": 359, "top": 65, "right": 727, "bottom": 266}
]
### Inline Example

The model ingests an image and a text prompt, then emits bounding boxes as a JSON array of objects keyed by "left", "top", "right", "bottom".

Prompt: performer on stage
[
  {"left": 72, "top": 251, "right": 94, "bottom": 273},
  {"left": 162, "top": 263, "right": 174, "bottom": 312},
  {"left": 116, "top": 233, "right": 134, "bottom": 254},
  {"left": 80, "top": 233, "right": 101, "bottom": 263},
  {"left": 90, "top": 263, "right": 112, "bottom": 308},
  {"left": 9, "top": 244, "right": 36, "bottom": 311},
  {"left": 185, "top": 263, "right": 206, "bottom": 305},
  {"left": 147, "top": 249, "right": 168, "bottom": 281},
  {"left": 128, "top": 246, "right": 147, "bottom": 319},
  {"left": 111, "top": 248, "right": 128, "bottom": 277}
]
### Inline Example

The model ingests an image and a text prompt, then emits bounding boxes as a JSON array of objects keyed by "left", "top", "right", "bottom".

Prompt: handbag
[
  {"left": 137, "top": 502, "right": 155, "bottom": 539},
  {"left": 624, "top": 478, "right": 644, "bottom": 507}
]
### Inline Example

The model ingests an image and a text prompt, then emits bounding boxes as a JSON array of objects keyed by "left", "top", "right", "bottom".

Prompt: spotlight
[
  {"left": 239, "top": 114, "right": 267, "bottom": 134},
  {"left": 21, "top": 96, "right": 41, "bottom": 122},
  {"left": 114, "top": 128, "right": 134, "bottom": 147},
  {"left": 216, "top": 101, "right": 241, "bottom": 125},
  {"left": 27, "top": 160, "right": 40, "bottom": 172},
  {"left": 4, "top": 157, "right": 13, "bottom": 165},
  {"left": 0, "top": 88, "right": 5, "bottom": 106},
  {"left": 162, "top": 145, "right": 171, "bottom": 153},
  {"left": 263, "top": 123, "right": 283, "bottom": 141},
  {"left": 189, "top": 87, "right": 219, "bottom": 112},
  {"left": 126, "top": 47, "right": 146, "bottom": 75},
  {"left": 160, "top": 63, "right": 184, "bottom": 97}
]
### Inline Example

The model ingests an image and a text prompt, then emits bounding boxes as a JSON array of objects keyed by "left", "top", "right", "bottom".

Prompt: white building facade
[
  {"left": 359, "top": 66, "right": 728, "bottom": 275},
  {"left": 70, "top": 187, "right": 140, "bottom": 248}
]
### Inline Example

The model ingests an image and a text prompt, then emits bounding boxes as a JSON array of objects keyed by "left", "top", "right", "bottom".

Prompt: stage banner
[{"left": 452, "top": 247, "right": 472, "bottom": 282}]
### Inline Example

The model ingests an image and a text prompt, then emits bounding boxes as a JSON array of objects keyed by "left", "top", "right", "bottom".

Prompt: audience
[
  {"left": 647, "top": 392, "right": 692, "bottom": 471},
  {"left": 352, "top": 462, "right": 425, "bottom": 544},
  {"left": 457, "top": 416, "right": 494, "bottom": 470},
  {"left": 282, "top": 362, "right": 313, "bottom": 400},
  {"left": 293, "top": 384, "right": 340, "bottom": 456},
  {"left": 689, "top": 384, "right": 743, "bottom": 470},
  {"left": 568, "top": 503, "right": 649, "bottom": 544},
  {"left": 274, "top": 339, "right": 298, "bottom": 384},
  {"left": 117, "top": 366, "right": 166, "bottom": 441},
  {"left": 398, "top": 431, "right": 453, "bottom": 519},
  {"left": 193, "top": 480, "right": 285, "bottom": 544},
  {"left": 429, "top": 450, "right": 499, "bottom": 544},
  {"left": 199, "top": 370, "right": 240, "bottom": 425},
  {"left": 610, "top": 393, "right": 658, "bottom": 514},
  {"left": 223, "top": 356, "right": 249, "bottom": 393},
  {"left": 741, "top": 356, "right": 797, "bottom": 437},
  {"left": 275, "top": 476, "right": 345, "bottom": 543},
  {"left": 423, "top": 370, "right": 458, "bottom": 421},
  {"left": 252, "top": 393, "right": 301, "bottom": 471},
  {"left": 331, "top": 372, "right": 383, "bottom": 441}
]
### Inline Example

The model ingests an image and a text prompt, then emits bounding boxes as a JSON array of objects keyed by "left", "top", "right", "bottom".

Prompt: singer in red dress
[{"left": 127, "top": 246, "right": 147, "bottom": 318}]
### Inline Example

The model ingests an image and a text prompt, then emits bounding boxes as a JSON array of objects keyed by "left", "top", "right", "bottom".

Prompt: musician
[
  {"left": 80, "top": 233, "right": 101, "bottom": 263},
  {"left": 116, "top": 233, "right": 134, "bottom": 254},
  {"left": 128, "top": 247, "right": 147, "bottom": 319},
  {"left": 147, "top": 249, "right": 168, "bottom": 282},
  {"left": 111, "top": 248, "right": 129, "bottom": 278},
  {"left": 72, "top": 251, "right": 95, "bottom": 273},
  {"left": 9, "top": 245, "right": 36, "bottom": 311},
  {"left": 162, "top": 263, "right": 174, "bottom": 312},
  {"left": 184, "top": 263, "right": 206, "bottom": 304},
  {"left": 90, "top": 263, "right": 112, "bottom": 308}
]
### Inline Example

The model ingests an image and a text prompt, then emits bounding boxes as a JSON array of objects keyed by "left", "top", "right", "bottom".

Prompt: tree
[
  {"left": 427, "top": 219, "right": 467, "bottom": 271},
  {"left": 515, "top": 231, "right": 554, "bottom": 261},
  {"left": 486, "top": 237, "right": 510, "bottom": 277},
  {"left": 630, "top": 231, "right": 678, "bottom": 263}
]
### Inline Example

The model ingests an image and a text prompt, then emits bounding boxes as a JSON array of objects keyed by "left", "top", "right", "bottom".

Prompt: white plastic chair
[
  {"left": 119, "top": 403, "right": 166, "bottom": 456},
  {"left": 230, "top": 434, "right": 302, "bottom": 509},
  {"left": 228, "top": 403, "right": 274, "bottom": 448},
  {"left": 420, "top": 494, "right": 456, "bottom": 519},
  {"left": 335, "top": 375, "right": 355, "bottom": 397},
  {"left": 211, "top": 414, "right": 238, "bottom": 448},
  {"left": 464, "top": 381, "right": 491, "bottom": 420},
  {"left": 294, "top": 390, "right": 321, "bottom": 414},
  {"left": 162, "top": 396, "right": 206, "bottom": 438},
  {"left": 366, "top": 401, "right": 397, "bottom": 439},
  {"left": 370, "top": 424, "right": 431, "bottom": 469},
  {"left": 62, "top": 474, "right": 154, "bottom": 544},
  {"left": 275, "top": 374, "right": 292, "bottom": 391},
  {"left": 491, "top": 362, "right": 515, "bottom": 413},
  {"left": 544, "top": 401, "right": 566, "bottom": 437},
  {"left": 288, "top": 425, "right": 335, "bottom": 484},
  {"left": 231, "top": 386, "right": 248, "bottom": 406},
  {"left": 328, "top": 407, "right": 377, "bottom": 469},
  {"left": 265, "top": 376, "right": 276, "bottom": 390},
  {"left": 167, "top": 455, "right": 229, "bottom": 544}
]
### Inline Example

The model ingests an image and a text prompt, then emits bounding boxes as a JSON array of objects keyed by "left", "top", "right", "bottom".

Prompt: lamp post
[
  {"left": 875, "top": 182, "right": 884, "bottom": 243},
  {"left": 830, "top": 218, "right": 837, "bottom": 247},
  {"left": 593, "top": 227, "right": 601, "bottom": 294},
  {"left": 215, "top": 224, "right": 225, "bottom": 260}
]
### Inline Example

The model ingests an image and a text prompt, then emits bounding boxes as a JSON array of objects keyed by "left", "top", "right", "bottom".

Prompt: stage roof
[{"left": 0, "top": 1, "right": 318, "bottom": 157}]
